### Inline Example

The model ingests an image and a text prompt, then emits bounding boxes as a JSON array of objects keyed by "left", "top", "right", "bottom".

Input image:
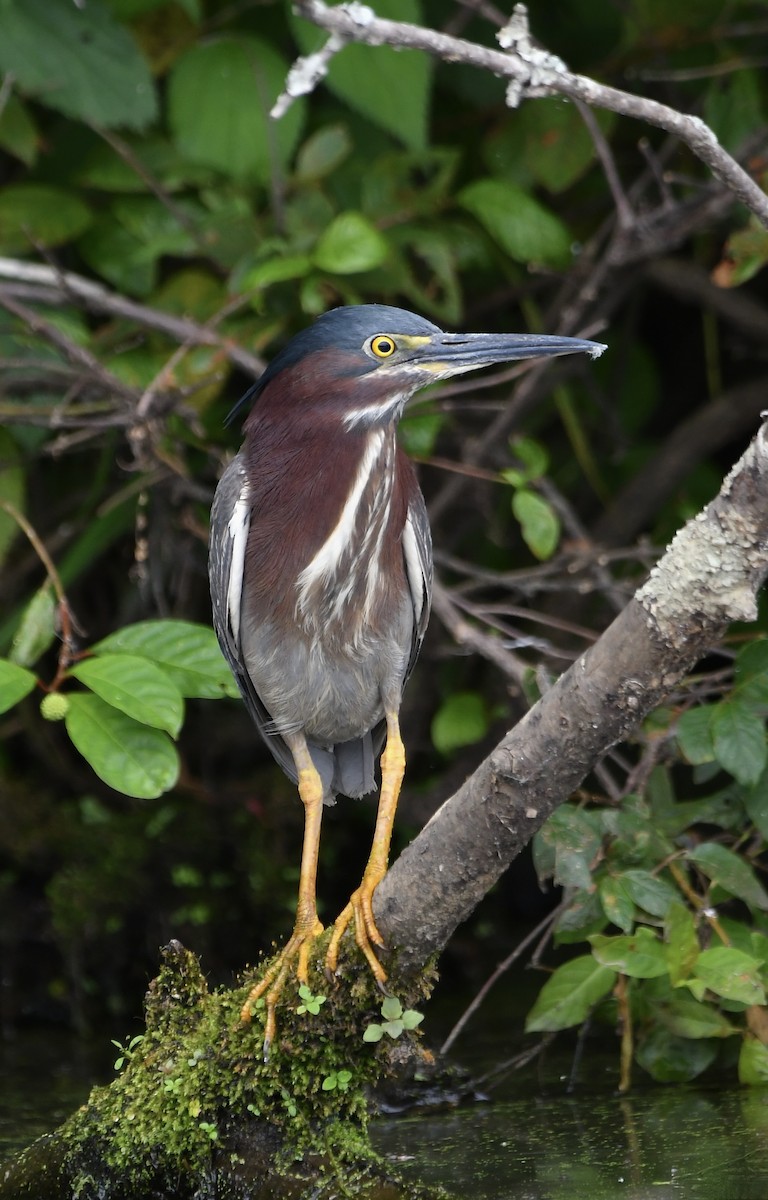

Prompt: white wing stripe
[
  {"left": 402, "top": 511, "right": 426, "bottom": 623},
  {"left": 226, "top": 483, "right": 251, "bottom": 646},
  {"left": 296, "top": 430, "right": 384, "bottom": 610}
]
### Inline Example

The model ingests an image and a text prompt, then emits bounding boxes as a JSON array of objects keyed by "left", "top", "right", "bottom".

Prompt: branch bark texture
[
  {"left": 375, "top": 422, "right": 768, "bottom": 971},
  {"left": 294, "top": 0, "right": 768, "bottom": 228}
]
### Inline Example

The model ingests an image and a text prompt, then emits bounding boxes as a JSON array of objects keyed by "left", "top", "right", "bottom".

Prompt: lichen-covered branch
[
  {"left": 291, "top": 0, "right": 768, "bottom": 228},
  {"left": 375, "top": 421, "right": 768, "bottom": 970}
]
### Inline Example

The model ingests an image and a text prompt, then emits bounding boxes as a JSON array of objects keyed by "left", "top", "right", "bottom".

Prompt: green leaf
[
  {"left": 746, "top": 770, "right": 768, "bottom": 841},
  {"left": 515, "top": 97, "right": 606, "bottom": 193},
  {"left": 704, "top": 69, "right": 765, "bottom": 153},
  {"left": 313, "top": 212, "right": 389, "bottom": 275},
  {"left": 0, "top": 95, "right": 39, "bottom": 166},
  {"left": 735, "top": 640, "right": 768, "bottom": 708},
  {"left": 711, "top": 699, "right": 767, "bottom": 786},
  {"left": 598, "top": 876, "right": 635, "bottom": 933},
  {"left": 739, "top": 1037, "right": 768, "bottom": 1085},
  {"left": 693, "top": 946, "right": 766, "bottom": 1005},
  {"left": 676, "top": 707, "right": 716, "bottom": 765},
  {"left": 240, "top": 255, "right": 313, "bottom": 291},
  {"left": 401, "top": 1010, "right": 424, "bottom": 1030},
  {"left": 0, "top": 185, "right": 92, "bottom": 254},
  {"left": 0, "top": 659, "right": 37, "bottom": 714},
  {"left": 68, "top": 655, "right": 184, "bottom": 738},
  {"left": 381, "top": 1020, "right": 405, "bottom": 1039},
  {"left": 554, "top": 889, "right": 608, "bottom": 943},
  {"left": 168, "top": 37, "right": 304, "bottom": 183},
  {"left": 688, "top": 842, "right": 768, "bottom": 911},
  {"left": 0, "top": 0, "right": 157, "bottom": 129},
  {"left": 657, "top": 992, "right": 735, "bottom": 1040},
  {"left": 431, "top": 691, "right": 489, "bottom": 755},
  {"left": 601, "top": 804, "right": 653, "bottom": 861},
  {"left": 91, "top": 622, "right": 239, "bottom": 700},
  {"left": 295, "top": 124, "right": 353, "bottom": 182},
  {"left": 291, "top": 0, "right": 431, "bottom": 151},
  {"left": 620, "top": 868, "right": 679, "bottom": 918},
  {"left": 539, "top": 806, "right": 602, "bottom": 892},
  {"left": 486, "top": 99, "right": 615, "bottom": 194},
  {"left": 664, "top": 902, "right": 700, "bottom": 985},
  {"left": 511, "top": 488, "right": 560, "bottom": 560},
  {"left": 525, "top": 955, "right": 616, "bottom": 1032},
  {"left": 458, "top": 179, "right": 572, "bottom": 268},
  {"left": 9, "top": 584, "right": 56, "bottom": 668},
  {"left": 362, "top": 1024, "right": 384, "bottom": 1043},
  {"left": 589, "top": 928, "right": 668, "bottom": 978},
  {"left": 510, "top": 436, "right": 549, "bottom": 481},
  {"left": 64, "top": 693, "right": 179, "bottom": 800},
  {"left": 637, "top": 1028, "right": 717, "bottom": 1083},
  {"left": 399, "top": 411, "right": 445, "bottom": 458},
  {"left": 0, "top": 428, "right": 25, "bottom": 568},
  {"left": 380, "top": 996, "right": 403, "bottom": 1022}
]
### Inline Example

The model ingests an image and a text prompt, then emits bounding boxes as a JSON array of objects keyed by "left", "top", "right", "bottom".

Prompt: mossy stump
[{"left": 1, "top": 940, "right": 443, "bottom": 1199}]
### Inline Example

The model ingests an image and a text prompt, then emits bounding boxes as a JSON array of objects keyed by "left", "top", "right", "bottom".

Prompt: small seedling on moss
[
  {"left": 199, "top": 1121, "right": 218, "bottom": 1141},
  {"left": 112, "top": 1034, "right": 144, "bottom": 1071},
  {"left": 363, "top": 996, "right": 423, "bottom": 1042},
  {"left": 322, "top": 1069, "right": 353, "bottom": 1092},
  {"left": 296, "top": 984, "right": 326, "bottom": 1015}
]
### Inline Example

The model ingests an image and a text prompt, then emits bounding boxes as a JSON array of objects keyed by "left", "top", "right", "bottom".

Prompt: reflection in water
[
  {"left": 4, "top": 1029, "right": 768, "bottom": 1198},
  {"left": 374, "top": 1088, "right": 768, "bottom": 1199}
]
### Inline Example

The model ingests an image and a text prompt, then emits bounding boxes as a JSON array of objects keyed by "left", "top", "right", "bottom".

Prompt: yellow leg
[
  {"left": 241, "top": 741, "right": 324, "bottom": 1053},
  {"left": 325, "top": 710, "right": 405, "bottom": 983}
]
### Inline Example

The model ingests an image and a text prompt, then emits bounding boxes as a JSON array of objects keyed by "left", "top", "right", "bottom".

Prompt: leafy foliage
[
  {"left": 529, "top": 643, "right": 768, "bottom": 1085},
  {"left": 1, "top": 619, "right": 236, "bottom": 799},
  {"left": 0, "top": 0, "right": 768, "bottom": 1060},
  {"left": 363, "top": 995, "right": 424, "bottom": 1042}
]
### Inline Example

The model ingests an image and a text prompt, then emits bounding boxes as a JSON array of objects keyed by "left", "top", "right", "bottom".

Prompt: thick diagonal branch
[{"left": 375, "top": 421, "right": 768, "bottom": 971}]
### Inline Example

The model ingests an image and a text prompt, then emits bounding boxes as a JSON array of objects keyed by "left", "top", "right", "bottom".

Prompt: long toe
[
  {"left": 325, "top": 883, "right": 388, "bottom": 986},
  {"left": 241, "top": 916, "right": 324, "bottom": 1055}
]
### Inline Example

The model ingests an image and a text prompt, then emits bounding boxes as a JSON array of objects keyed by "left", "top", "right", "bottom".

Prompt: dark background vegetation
[{"left": 1, "top": 0, "right": 768, "bottom": 1071}]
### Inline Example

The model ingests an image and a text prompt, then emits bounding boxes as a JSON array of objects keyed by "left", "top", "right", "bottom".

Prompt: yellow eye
[{"left": 370, "top": 335, "right": 396, "bottom": 358}]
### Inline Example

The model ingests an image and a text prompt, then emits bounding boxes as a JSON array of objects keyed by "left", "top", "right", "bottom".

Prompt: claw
[
  {"left": 241, "top": 914, "right": 323, "bottom": 1056},
  {"left": 324, "top": 711, "right": 405, "bottom": 986},
  {"left": 325, "top": 878, "right": 388, "bottom": 985}
]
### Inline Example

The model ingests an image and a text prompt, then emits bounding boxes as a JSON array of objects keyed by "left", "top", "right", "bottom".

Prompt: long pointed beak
[{"left": 412, "top": 331, "right": 607, "bottom": 376}]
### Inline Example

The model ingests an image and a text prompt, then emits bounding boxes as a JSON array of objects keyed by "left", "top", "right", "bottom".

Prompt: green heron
[{"left": 209, "top": 304, "right": 605, "bottom": 1048}]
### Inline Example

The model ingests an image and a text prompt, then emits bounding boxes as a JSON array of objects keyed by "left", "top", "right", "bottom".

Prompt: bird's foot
[
  {"left": 325, "top": 877, "right": 388, "bottom": 987},
  {"left": 241, "top": 913, "right": 324, "bottom": 1056}
]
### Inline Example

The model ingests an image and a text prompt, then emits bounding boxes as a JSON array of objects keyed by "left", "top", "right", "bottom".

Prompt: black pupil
[{"left": 377, "top": 338, "right": 393, "bottom": 354}]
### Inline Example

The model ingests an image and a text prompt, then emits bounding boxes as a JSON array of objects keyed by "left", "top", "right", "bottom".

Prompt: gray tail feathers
[{"left": 309, "top": 735, "right": 377, "bottom": 803}]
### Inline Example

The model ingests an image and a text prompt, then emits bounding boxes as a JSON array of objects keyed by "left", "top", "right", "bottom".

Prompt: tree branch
[
  {"left": 292, "top": 0, "right": 768, "bottom": 227},
  {"left": 375, "top": 420, "right": 768, "bottom": 971},
  {"left": 0, "top": 258, "right": 265, "bottom": 379}
]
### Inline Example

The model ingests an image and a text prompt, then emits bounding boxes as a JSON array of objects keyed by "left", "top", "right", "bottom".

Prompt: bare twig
[
  {"left": 0, "top": 290, "right": 139, "bottom": 406},
  {"left": 440, "top": 901, "right": 565, "bottom": 1055},
  {"left": 431, "top": 579, "right": 528, "bottom": 684},
  {"left": 0, "top": 501, "right": 77, "bottom": 687},
  {"left": 0, "top": 258, "right": 266, "bottom": 378},
  {"left": 291, "top": 0, "right": 768, "bottom": 226}
]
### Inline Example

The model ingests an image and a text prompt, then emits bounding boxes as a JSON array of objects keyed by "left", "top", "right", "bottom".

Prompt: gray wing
[
  {"left": 365, "top": 489, "right": 433, "bottom": 770},
  {"left": 208, "top": 452, "right": 300, "bottom": 786}
]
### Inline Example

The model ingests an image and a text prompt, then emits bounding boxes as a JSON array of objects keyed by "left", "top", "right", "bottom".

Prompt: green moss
[{"left": 58, "top": 939, "right": 437, "bottom": 1198}]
